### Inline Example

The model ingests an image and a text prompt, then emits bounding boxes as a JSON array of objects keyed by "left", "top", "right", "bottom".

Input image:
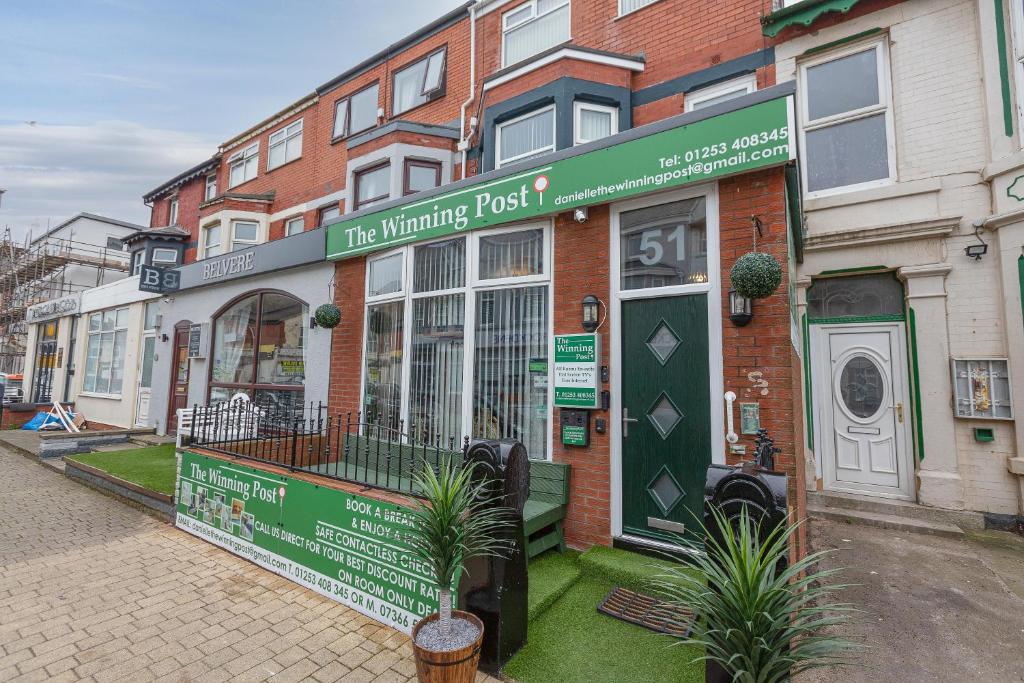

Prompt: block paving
[{"left": 0, "top": 447, "right": 497, "bottom": 682}]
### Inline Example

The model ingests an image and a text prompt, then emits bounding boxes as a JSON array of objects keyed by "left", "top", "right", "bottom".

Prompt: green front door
[{"left": 621, "top": 294, "right": 711, "bottom": 542}]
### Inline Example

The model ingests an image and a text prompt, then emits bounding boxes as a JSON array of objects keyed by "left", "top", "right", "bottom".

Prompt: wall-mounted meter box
[{"left": 560, "top": 409, "right": 590, "bottom": 447}]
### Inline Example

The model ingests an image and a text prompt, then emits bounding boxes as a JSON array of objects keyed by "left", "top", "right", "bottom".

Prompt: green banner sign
[
  {"left": 327, "top": 96, "right": 794, "bottom": 260},
  {"left": 175, "top": 451, "right": 444, "bottom": 634}
]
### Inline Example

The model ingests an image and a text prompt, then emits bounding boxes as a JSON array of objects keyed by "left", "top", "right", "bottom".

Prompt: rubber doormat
[{"left": 597, "top": 586, "right": 693, "bottom": 637}]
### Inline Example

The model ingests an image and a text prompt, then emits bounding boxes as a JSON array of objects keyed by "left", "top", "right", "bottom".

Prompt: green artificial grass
[
  {"left": 505, "top": 576, "right": 703, "bottom": 683},
  {"left": 68, "top": 444, "right": 177, "bottom": 495},
  {"left": 580, "top": 545, "right": 697, "bottom": 592},
  {"left": 528, "top": 549, "right": 581, "bottom": 621}
]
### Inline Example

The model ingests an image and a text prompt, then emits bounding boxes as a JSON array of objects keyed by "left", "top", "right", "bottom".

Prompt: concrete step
[
  {"left": 808, "top": 490, "right": 985, "bottom": 531},
  {"left": 808, "top": 502, "right": 965, "bottom": 538},
  {"left": 39, "top": 457, "right": 66, "bottom": 473}
]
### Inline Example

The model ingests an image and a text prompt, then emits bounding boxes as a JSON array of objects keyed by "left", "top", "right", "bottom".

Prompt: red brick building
[{"left": 143, "top": 0, "right": 807, "bottom": 555}]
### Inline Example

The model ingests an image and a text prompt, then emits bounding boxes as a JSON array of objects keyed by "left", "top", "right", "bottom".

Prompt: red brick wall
[
  {"left": 148, "top": 174, "right": 207, "bottom": 263},
  {"left": 485, "top": 58, "right": 634, "bottom": 107},
  {"left": 328, "top": 257, "right": 367, "bottom": 418}
]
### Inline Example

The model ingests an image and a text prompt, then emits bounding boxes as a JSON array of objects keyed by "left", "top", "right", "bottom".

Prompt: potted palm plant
[
  {"left": 405, "top": 456, "right": 512, "bottom": 683},
  {"left": 657, "top": 507, "right": 858, "bottom": 683}
]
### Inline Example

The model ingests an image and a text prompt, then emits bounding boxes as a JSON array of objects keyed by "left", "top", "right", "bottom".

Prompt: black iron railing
[{"left": 185, "top": 400, "right": 466, "bottom": 496}]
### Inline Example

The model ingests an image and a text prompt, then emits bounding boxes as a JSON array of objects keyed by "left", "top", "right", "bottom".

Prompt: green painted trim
[
  {"left": 785, "top": 164, "right": 805, "bottom": 263},
  {"left": 802, "top": 28, "right": 883, "bottom": 56},
  {"left": 908, "top": 307, "right": 926, "bottom": 461},
  {"left": 1018, "top": 255, "right": 1024, "bottom": 329},
  {"left": 995, "top": 0, "right": 1015, "bottom": 138},
  {"left": 761, "top": 0, "right": 861, "bottom": 37},
  {"left": 818, "top": 265, "right": 887, "bottom": 275},
  {"left": 808, "top": 314, "right": 905, "bottom": 325},
  {"left": 802, "top": 314, "right": 814, "bottom": 449}
]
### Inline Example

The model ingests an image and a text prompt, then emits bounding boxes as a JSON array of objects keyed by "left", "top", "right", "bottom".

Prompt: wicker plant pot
[{"left": 412, "top": 610, "right": 484, "bottom": 683}]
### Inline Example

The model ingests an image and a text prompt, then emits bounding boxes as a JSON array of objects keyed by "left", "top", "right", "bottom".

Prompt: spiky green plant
[
  {"left": 655, "top": 507, "right": 858, "bottom": 682},
  {"left": 405, "top": 457, "right": 512, "bottom": 638}
]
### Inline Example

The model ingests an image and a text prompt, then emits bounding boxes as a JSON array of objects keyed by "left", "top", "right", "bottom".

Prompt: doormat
[{"left": 597, "top": 586, "right": 693, "bottom": 638}]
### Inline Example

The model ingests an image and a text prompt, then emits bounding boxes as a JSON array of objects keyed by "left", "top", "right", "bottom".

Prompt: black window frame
[{"left": 403, "top": 159, "right": 442, "bottom": 196}]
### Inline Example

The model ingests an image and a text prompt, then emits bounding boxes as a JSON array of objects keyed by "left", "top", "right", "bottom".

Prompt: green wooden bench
[{"left": 523, "top": 460, "right": 571, "bottom": 559}]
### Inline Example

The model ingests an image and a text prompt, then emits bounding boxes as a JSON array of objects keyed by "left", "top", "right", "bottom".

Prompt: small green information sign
[
  {"left": 562, "top": 424, "right": 587, "bottom": 447},
  {"left": 175, "top": 451, "right": 446, "bottom": 634},
  {"left": 327, "top": 96, "right": 794, "bottom": 260},
  {"left": 554, "top": 333, "right": 600, "bottom": 409}
]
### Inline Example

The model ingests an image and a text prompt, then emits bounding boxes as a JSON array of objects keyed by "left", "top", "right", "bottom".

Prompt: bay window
[
  {"left": 502, "top": 0, "right": 570, "bottom": 67},
  {"left": 573, "top": 102, "right": 617, "bottom": 145},
  {"left": 799, "top": 39, "right": 894, "bottom": 195},
  {"left": 267, "top": 119, "right": 303, "bottom": 170},
  {"left": 392, "top": 47, "right": 447, "bottom": 116},
  {"left": 203, "top": 223, "right": 222, "bottom": 259},
  {"left": 685, "top": 74, "right": 757, "bottom": 112},
  {"left": 228, "top": 143, "right": 259, "bottom": 188},
  {"left": 83, "top": 307, "right": 129, "bottom": 395},
  {"left": 496, "top": 106, "right": 556, "bottom": 168},
  {"left": 361, "top": 225, "right": 551, "bottom": 458},
  {"left": 151, "top": 248, "right": 178, "bottom": 266},
  {"left": 210, "top": 292, "right": 307, "bottom": 415},
  {"left": 354, "top": 163, "right": 391, "bottom": 210},
  {"left": 231, "top": 221, "right": 259, "bottom": 251},
  {"left": 404, "top": 159, "right": 442, "bottom": 195}
]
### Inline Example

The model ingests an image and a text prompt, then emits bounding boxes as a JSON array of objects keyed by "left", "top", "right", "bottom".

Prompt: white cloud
[{"left": 0, "top": 120, "right": 218, "bottom": 240}]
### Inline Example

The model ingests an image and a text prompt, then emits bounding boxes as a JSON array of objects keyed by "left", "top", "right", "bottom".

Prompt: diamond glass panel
[
  {"left": 648, "top": 393, "right": 682, "bottom": 439},
  {"left": 648, "top": 466, "right": 684, "bottom": 514},
  {"left": 646, "top": 322, "right": 681, "bottom": 365}
]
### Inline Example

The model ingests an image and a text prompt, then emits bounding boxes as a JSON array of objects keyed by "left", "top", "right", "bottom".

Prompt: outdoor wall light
[
  {"left": 582, "top": 295, "right": 600, "bottom": 332},
  {"left": 965, "top": 223, "right": 988, "bottom": 260},
  {"left": 729, "top": 288, "right": 753, "bottom": 327}
]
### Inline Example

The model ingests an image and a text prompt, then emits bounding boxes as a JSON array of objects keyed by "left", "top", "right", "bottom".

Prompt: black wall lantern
[
  {"left": 729, "top": 288, "right": 753, "bottom": 327},
  {"left": 581, "top": 295, "right": 600, "bottom": 333}
]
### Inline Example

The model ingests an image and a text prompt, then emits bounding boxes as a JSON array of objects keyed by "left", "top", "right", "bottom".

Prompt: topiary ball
[
  {"left": 730, "top": 252, "right": 783, "bottom": 300},
  {"left": 314, "top": 303, "right": 341, "bottom": 329}
]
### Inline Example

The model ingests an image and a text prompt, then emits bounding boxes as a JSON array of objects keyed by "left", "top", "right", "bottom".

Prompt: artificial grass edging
[
  {"left": 66, "top": 443, "right": 177, "bottom": 495},
  {"left": 527, "top": 550, "right": 582, "bottom": 621}
]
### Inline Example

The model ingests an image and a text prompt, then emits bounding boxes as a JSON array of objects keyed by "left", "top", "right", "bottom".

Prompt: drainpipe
[{"left": 458, "top": 1, "right": 480, "bottom": 179}]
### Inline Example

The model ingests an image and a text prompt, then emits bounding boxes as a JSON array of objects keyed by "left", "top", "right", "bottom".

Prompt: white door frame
[
  {"left": 609, "top": 183, "right": 725, "bottom": 541},
  {"left": 135, "top": 331, "right": 156, "bottom": 427},
  {"left": 811, "top": 321, "right": 915, "bottom": 500}
]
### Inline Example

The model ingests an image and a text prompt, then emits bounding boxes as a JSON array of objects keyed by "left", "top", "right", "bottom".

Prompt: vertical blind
[
  {"left": 578, "top": 108, "right": 612, "bottom": 142},
  {"left": 473, "top": 286, "right": 549, "bottom": 459},
  {"left": 619, "top": 0, "right": 659, "bottom": 14},
  {"left": 478, "top": 229, "right": 544, "bottom": 280},
  {"left": 409, "top": 294, "right": 465, "bottom": 447},
  {"left": 503, "top": 3, "right": 570, "bottom": 66},
  {"left": 498, "top": 109, "right": 555, "bottom": 164}
]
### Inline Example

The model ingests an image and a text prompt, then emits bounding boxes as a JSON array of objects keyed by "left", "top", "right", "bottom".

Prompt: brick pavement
[{"left": 0, "top": 447, "right": 498, "bottom": 682}]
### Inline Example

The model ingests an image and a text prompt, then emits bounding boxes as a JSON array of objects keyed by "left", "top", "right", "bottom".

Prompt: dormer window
[
  {"left": 392, "top": 47, "right": 447, "bottom": 116},
  {"left": 502, "top": 0, "right": 571, "bottom": 67},
  {"left": 228, "top": 142, "right": 259, "bottom": 188}
]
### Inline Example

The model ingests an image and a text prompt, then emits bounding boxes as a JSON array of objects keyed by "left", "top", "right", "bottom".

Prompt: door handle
[
  {"left": 895, "top": 403, "right": 904, "bottom": 423},
  {"left": 622, "top": 407, "right": 639, "bottom": 438}
]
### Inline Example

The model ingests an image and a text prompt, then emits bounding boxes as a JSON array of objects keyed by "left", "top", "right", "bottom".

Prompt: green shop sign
[
  {"left": 327, "top": 95, "right": 794, "bottom": 260},
  {"left": 554, "top": 333, "right": 601, "bottom": 408},
  {"left": 175, "top": 450, "right": 445, "bottom": 634}
]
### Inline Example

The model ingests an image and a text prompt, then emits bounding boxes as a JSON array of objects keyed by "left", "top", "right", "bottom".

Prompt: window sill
[
  {"left": 227, "top": 177, "right": 258, "bottom": 192},
  {"left": 390, "top": 91, "right": 447, "bottom": 120},
  {"left": 330, "top": 125, "right": 379, "bottom": 147},
  {"left": 266, "top": 156, "right": 302, "bottom": 175},
  {"left": 78, "top": 392, "right": 124, "bottom": 401}
]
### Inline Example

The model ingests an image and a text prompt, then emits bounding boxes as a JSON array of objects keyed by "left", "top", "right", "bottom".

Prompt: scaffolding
[{"left": 0, "top": 226, "right": 130, "bottom": 375}]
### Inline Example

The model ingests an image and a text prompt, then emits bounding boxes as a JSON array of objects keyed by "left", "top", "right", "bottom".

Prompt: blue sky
[{"left": 0, "top": 0, "right": 465, "bottom": 239}]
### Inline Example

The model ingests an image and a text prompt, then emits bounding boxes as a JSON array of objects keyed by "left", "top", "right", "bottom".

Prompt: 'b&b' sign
[{"left": 139, "top": 264, "right": 181, "bottom": 294}]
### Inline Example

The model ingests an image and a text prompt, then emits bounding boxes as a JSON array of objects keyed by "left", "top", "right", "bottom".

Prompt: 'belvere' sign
[
  {"left": 554, "top": 333, "right": 601, "bottom": 409},
  {"left": 327, "top": 95, "right": 794, "bottom": 259}
]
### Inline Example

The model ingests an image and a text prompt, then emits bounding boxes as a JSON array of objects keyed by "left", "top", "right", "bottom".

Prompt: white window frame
[
  {"left": 168, "top": 198, "right": 179, "bottom": 226},
  {"left": 1011, "top": 0, "right": 1024, "bottom": 144},
  {"left": 285, "top": 216, "right": 305, "bottom": 236},
  {"left": 151, "top": 248, "right": 178, "bottom": 266},
  {"left": 495, "top": 104, "right": 557, "bottom": 168},
  {"left": 205, "top": 174, "right": 217, "bottom": 201},
  {"left": 798, "top": 37, "right": 896, "bottom": 199},
  {"left": 358, "top": 222, "right": 554, "bottom": 460},
  {"left": 618, "top": 0, "right": 662, "bottom": 17},
  {"left": 573, "top": 101, "right": 618, "bottom": 145},
  {"left": 82, "top": 307, "right": 130, "bottom": 397},
  {"left": 202, "top": 223, "right": 222, "bottom": 259},
  {"left": 230, "top": 220, "right": 259, "bottom": 251},
  {"left": 502, "top": 0, "right": 571, "bottom": 68},
  {"left": 228, "top": 142, "right": 259, "bottom": 188},
  {"left": 130, "top": 251, "right": 143, "bottom": 276},
  {"left": 684, "top": 73, "right": 758, "bottom": 112},
  {"left": 267, "top": 119, "right": 303, "bottom": 171}
]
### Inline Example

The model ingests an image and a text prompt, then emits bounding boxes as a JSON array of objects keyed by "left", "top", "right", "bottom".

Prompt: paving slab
[
  {"left": 0, "top": 444, "right": 500, "bottom": 683},
  {"left": 796, "top": 517, "right": 1024, "bottom": 682}
]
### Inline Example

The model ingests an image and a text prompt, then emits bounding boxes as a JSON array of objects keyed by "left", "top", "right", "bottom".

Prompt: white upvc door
[
  {"left": 135, "top": 334, "right": 156, "bottom": 426},
  {"left": 812, "top": 323, "right": 914, "bottom": 499}
]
